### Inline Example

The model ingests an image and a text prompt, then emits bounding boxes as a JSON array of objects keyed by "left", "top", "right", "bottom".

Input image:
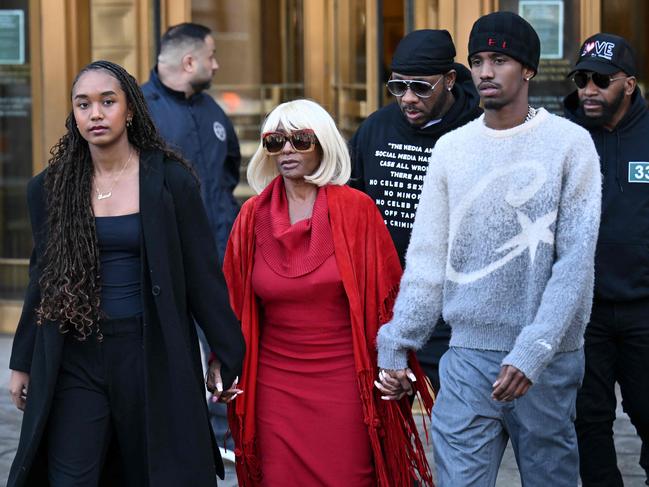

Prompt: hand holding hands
[
  {"left": 492, "top": 365, "right": 531, "bottom": 402},
  {"left": 206, "top": 357, "right": 243, "bottom": 404},
  {"left": 374, "top": 368, "right": 416, "bottom": 400},
  {"left": 9, "top": 370, "right": 29, "bottom": 411}
]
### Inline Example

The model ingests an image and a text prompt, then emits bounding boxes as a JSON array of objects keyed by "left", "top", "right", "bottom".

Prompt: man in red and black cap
[
  {"left": 349, "top": 30, "right": 481, "bottom": 391},
  {"left": 376, "top": 11, "right": 601, "bottom": 486},
  {"left": 564, "top": 33, "right": 649, "bottom": 487}
]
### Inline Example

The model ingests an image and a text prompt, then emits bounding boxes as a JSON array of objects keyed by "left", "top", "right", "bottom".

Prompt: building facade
[{"left": 0, "top": 0, "right": 643, "bottom": 330}]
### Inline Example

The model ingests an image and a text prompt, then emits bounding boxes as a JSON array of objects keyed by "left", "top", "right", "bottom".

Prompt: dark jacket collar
[{"left": 148, "top": 67, "right": 201, "bottom": 102}]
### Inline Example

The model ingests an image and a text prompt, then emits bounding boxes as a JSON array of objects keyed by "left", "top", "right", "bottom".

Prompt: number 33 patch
[{"left": 628, "top": 162, "right": 649, "bottom": 183}]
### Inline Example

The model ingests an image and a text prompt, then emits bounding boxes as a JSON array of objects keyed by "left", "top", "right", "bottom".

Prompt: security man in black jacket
[
  {"left": 564, "top": 33, "right": 649, "bottom": 487},
  {"left": 142, "top": 23, "right": 241, "bottom": 262},
  {"left": 350, "top": 30, "right": 482, "bottom": 391}
]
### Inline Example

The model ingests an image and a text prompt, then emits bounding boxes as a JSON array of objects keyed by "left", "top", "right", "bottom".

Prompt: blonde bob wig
[{"left": 246, "top": 99, "right": 351, "bottom": 194}]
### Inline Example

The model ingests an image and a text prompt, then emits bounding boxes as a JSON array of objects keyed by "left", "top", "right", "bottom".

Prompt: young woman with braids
[{"left": 6, "top": 60, "right": 245, "bottom": 487}]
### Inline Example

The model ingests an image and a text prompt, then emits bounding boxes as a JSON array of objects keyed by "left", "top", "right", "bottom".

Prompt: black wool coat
[{"left": 8, "top": 149, "right": 245, "bottom": 487}]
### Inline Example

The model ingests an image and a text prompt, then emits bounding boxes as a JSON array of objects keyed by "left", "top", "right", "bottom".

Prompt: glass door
[
  {"left": 331, "top": 0, "right": 368, "bottom": 136},
  {"left": 0, "top": 1, "right": 33, "bottom": 301},
  {"left": 192, "top": 0, "right": 305, "bottom": 189},
  {"left": 602, "top": 0, "right": 649, "bottom": 95},
  {"left": 499, "top": 0, "right": 583, "bottom": 114}
]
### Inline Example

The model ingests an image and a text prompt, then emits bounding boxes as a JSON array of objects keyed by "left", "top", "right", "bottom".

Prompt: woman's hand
[
  {"left": 206, "top": 358, "right": 243, "bottom": 403},
  {"left": 9, "top": 370, "right": 30, "bottom": 411},
  {"left": 374, "top": 368, "right": 416, "bottom": 400},
  {"left": 212, "top": 376, "right": 243, "bottom": 404}
]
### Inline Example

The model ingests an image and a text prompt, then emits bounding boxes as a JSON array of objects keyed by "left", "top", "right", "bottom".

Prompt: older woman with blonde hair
[{"left": 223, "top": 99, "right": 433, "bottom": 486}]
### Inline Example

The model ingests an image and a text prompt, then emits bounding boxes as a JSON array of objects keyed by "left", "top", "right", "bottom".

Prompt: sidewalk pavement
[{"left": 0, "top": 334, "right": 645, "bottom": 486}]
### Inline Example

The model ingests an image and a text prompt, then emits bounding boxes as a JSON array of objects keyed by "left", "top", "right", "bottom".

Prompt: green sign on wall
[{"left": 0, "top": 10, "right": 25, "bottom": 65}]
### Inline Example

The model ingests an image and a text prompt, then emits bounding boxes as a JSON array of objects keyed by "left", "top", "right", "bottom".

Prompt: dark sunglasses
[
  {"left": 572, "top": 71, "right": 630, "bottom": 89},
  {"left": 386, "top": 76, "right": 444, "bottom": 98},
  {"left": 262, "top": 129, "right": 318, "bottom": 154}
]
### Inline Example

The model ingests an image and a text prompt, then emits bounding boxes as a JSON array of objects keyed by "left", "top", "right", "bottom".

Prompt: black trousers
[
  {"left": 46, "top": 316, "right": 147, "bottom": 487},
  {"left": 576, "top": 298, "right": 649, "bottom": 486}
]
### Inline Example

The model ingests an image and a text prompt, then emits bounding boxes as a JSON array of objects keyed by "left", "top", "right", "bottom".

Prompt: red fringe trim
[
  {"left": 378, "top": 284, "right": 400, "bottom": 327},
  {"left": 358, "top": 369, "right": 435, "bottom": 486},
  {"left": 228, "top": 406, "right": 263, "bottom": 486}
]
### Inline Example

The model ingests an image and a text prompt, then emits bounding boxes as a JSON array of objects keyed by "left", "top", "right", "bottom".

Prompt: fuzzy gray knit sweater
[{"left": 377, "top": 109, "right": 602, "bottom": 382}]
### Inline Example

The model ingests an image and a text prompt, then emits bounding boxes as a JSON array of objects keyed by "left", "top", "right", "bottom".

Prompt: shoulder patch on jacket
[{"left": 213, "top": 121, "right": 226, "bottom": 141}]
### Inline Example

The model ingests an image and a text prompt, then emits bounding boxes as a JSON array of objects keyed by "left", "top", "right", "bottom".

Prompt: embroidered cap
[
  {"left": 468, "top": 11, "right": 540, "bottom": 74},
  {"left": 568, "top": 33, "right": 637, "bottom": 77}
]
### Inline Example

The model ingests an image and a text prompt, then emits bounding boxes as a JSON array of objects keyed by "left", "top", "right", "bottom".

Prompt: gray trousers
[{"left": 432, "top": 346, "right": 584, "bottom": 487}]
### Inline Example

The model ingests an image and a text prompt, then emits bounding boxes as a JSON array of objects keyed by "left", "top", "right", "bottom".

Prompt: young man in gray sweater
[{"left": 376, "top": 12, "right": 602, "bottom": 486}]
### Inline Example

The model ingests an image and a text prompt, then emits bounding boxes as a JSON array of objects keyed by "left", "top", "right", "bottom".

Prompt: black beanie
[
  {"left": 390, "top": 29, "right": 456, "bottom": 76},
  {"left": 468, "top": 11, "right": 540, "bottom": 73}
]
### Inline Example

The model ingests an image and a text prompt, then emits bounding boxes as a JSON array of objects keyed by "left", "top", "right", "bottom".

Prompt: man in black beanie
[
  {"left": 564, "top": 33, "right": 649, "bottom": 487},
  {"left": 349, "top": 29, "right": 481, "bottom": 391},
  {"left": 376, "top": 11, "right": 601, "bottom": 487}
]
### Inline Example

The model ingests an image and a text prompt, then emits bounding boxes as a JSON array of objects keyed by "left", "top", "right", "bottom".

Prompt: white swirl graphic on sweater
[{"left": 447, "top": 160, "right": 557, "bottom": 284}]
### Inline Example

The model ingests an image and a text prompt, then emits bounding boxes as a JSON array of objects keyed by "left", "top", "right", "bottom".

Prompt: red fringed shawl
[{"left": 223, "top": 178, "right": 434, "bottom": 486}]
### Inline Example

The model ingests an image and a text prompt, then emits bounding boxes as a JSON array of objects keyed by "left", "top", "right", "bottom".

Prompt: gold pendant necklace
[{"left": 94, "top": 149, "right": 133, "bottom": 200}]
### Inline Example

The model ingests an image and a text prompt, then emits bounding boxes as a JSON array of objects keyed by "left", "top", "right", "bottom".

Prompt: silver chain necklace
[
  {"left": 483, "top": 105, "right": 538, "bottom": 127},
  {"left": 94, "top": 150, "right": 133, "bottom": 200},
  {"left": 525, "top": 105, "right": 538, "bottom": 123}
]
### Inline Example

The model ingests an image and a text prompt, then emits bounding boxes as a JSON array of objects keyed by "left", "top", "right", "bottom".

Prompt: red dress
[{"left": 251, "top": 186, "right": 375, "bottom": 486}]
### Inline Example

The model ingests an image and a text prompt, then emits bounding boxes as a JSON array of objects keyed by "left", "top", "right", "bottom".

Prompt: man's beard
[
  {"left": 190, "top": 77, "right": 212, "bottom": 94},
  {"left": 400, "top": 90, "right": 448, "bottom": 127},
  {"left": 483, "top": 98, "right": 508, "bottom": 110},
  {"left": 579, "top": 88, "right": 625, "bottom": 127}
]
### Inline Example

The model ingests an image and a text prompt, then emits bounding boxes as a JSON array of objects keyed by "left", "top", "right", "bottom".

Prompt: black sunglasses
[
  {"left": 572, "top": 71, "right": 630, "bottom": 89},
  {"left": 262, "top": 129, "right": 318, "bottom": 154},
  {"left": 386, "top": 76, "right": 444, "bottom": 98}
]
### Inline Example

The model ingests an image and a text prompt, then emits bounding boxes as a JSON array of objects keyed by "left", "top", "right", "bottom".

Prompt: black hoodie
[
  {"left": 564, "top": 88, "right": 649, "bottom": 301},
  {"left": 350, "top": 64, "right": 482, "bottom": 265}
]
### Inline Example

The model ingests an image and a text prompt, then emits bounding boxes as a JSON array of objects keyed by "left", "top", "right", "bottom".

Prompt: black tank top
[{"left": 95, "top": 213, "right": 142, "bottom": 318}]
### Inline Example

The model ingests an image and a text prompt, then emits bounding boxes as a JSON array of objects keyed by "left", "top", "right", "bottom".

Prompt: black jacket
[
  {"left": 8, "top": 150, "right": 245, "bottom": 487},
  {"left": 350, "top": 63, "right": 482, "bottom": 264},
  {"left": 142, "top": 69, "right": 241, "bottom": 261},
  {"left": 564, "top": 88, "right": 649, "bottom": 301}
]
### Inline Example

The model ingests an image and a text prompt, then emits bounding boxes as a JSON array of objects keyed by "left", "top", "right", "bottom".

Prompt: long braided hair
[{"left": 37, "top": 60, "right": 193, "bottom": 340}]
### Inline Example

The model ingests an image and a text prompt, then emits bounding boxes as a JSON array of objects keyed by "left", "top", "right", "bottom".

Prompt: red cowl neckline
[{"left": 254, "top": 176, "right": 334, "bottom": 278}]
